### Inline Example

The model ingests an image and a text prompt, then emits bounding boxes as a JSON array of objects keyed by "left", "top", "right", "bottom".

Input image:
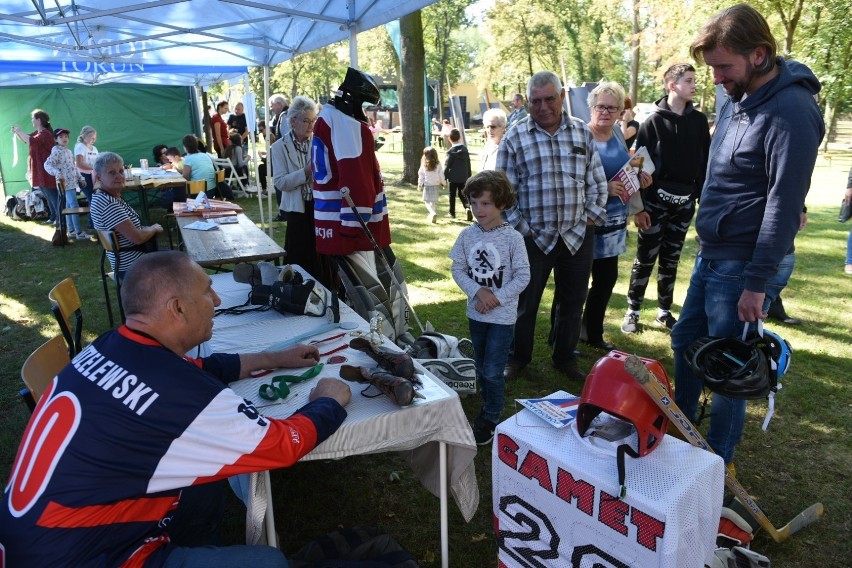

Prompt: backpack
[
  {"left": 8, "top": 190, "right": 49, "bottom": 220},
  {"left": 291, "top": 526, "right": 419, "bottom": 568}
]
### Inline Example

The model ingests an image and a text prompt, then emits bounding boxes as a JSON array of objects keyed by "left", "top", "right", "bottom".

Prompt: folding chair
[
  {"left": 97, "top": 230, "right": 126, "bottom": 327},
  {"left": 48, "top": 277, "right": 85, "bottom": 357},
  {"left": 20, "top": 335, "right": 70, "bottom": 410},
  {"left": 187, "top": 180, "right": 206, "bottom": 197},
  {"left": 212, "top": 156, "right": 249, "bottom": 197}
]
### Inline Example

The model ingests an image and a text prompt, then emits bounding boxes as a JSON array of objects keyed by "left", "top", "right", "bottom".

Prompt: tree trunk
[
  {"left": 630, "top": 0, "right": 640, "bottom": 104},
  {"left": 400, "top": 11, "right": 426, "bottom": 185}
]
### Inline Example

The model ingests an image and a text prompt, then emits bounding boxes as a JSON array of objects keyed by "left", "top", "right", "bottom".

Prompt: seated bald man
[{"left": 1, "top": 250, "right": 351, "bottom": 567}]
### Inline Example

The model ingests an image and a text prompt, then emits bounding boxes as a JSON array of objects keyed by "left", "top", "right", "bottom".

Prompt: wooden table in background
[
  {"left": 123, "top": 169, "right": 187, "bottom": 224},
  {"left": 176, "top": 213, "right": 284, "bottom": 268}
]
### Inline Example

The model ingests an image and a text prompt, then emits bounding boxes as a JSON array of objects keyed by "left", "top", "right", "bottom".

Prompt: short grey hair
[
  {"left": 268, "top": 94, "right": 289, "bottom": 107},
  {"left": 287, "top": 96, "right": 318, "bottom": 124},
  {"left": 587, "top": 81, "right": 626, "bottom": 111},
  {"left": 527, "top": 71, "right": 563, "bottom": 100},
  {"left": 122, "top": 251, "right": 196, "bottom": 317},
  {"left": 482, "top": 108, "right": 507, "bottom": 127},
  {"left": 77, "top": 125, "right": 97, "bottom": 144},
  {"left": 93, "top": 151, "right": 123, "bottom": 177}
]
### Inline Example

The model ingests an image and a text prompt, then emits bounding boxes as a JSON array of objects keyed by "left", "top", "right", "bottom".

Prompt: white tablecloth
[{"left": 204, "top": 273, "right": 479, "bottom": 522}]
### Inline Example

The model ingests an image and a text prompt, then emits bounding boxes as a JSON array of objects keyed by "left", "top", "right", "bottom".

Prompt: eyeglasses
[{"left": 593, "top": 105, "right": 620, "bottom": 114}]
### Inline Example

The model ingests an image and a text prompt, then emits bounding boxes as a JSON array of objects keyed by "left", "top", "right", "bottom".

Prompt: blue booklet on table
[{"left": 516, "top": 395, "right": 581, "bottom": 428}]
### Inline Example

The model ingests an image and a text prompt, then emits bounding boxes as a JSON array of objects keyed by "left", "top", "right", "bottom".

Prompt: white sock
[
  {"left": 627, "top": 309, "right": 640, "bottom": 316},
  {"left": 658, "top": 309, "right": 670, "bottom": 317}
]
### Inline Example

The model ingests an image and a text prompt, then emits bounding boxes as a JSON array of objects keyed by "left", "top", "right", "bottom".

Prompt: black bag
[
  {"left": 213, "top": 180, "right": 234, "bottom": 201},
  {"left": 839, "top": 200, "right": 851, "bottom": 223},
  {"left": 291, "top": 526, "right": 419, "bottom": 568}
]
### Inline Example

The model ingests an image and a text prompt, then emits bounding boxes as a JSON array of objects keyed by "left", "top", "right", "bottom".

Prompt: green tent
[{"left": 0, "top": 83, "right": 201, "bottom": 194}]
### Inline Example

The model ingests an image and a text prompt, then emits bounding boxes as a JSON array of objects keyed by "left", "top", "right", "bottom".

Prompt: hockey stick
[
  {"left": 339, "top": 186, "right": 425, "bottom": 333},
  {"left": 623, "top": 355, "right": 824, "bottom": 543}
]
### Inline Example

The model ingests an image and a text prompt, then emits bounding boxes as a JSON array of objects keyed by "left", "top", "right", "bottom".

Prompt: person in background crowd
[
  {"left": 480, "top": 108, "right": 507, "bottom": 171},
  {"left": 271, "top": 96, "right": 332, "bottom": 282},
  {"left": 211, "top": 101, "right": 231, "bottom": 157},
  {"left": 579, "top": 82, "right": 651, "bottom": 352},
  {"left": 227, "top": 101, "right": 249, "bottom": 152},
  {"left": 256, "top": 119, "right": 269, "bottom": 195},
  {"left": 12, "top": 109, "right": 57, "bottom": 226},
  {"left": 74, "top": 125, "right": 99, "bottom": 232},
  {"left": 153, "top": 144, "right": 170, "bottom": 167},
  {"left": 268, "top": 94, "right": 290, "bottom": 143},
  {"left": 506, "top": 93, "right": 528, "bottom": 130},
  {"left": 621, "top": 63, "right": 710, "bottom": 335},
  {"left": 44, "top": 127, "right": 87, "bottom": 240},
  {"left": 444, "top": 128, "right": 472, "bottom": 221},
  {"left": 845, "top": 167, "right": 852, "bottom": 275},
  {"left": 0, "top": 250, "right": 351, "bottom": 567},
  {"left": 90, "top": 152, "right": 163, "bottom": 275},
  {"left": 224, "top": 132, "right": 249, "bottom": 181},
  {"left": 182, "top": 134, "right": 217, "bottom": 194},
  {"left": 161, "top": 146, "right": 184, "bottom": 172},
  {"left": 672, "top": 3, "right": 824, "bottom": 465},
  {"left": 620, "top": 96, "right": 640, "bottom": 150},
  {"left": 418, "top": 146, "right": 445, "bottom": 224},
  {"left": 497, "top": 71, "right": 608, "bottom": 381}
]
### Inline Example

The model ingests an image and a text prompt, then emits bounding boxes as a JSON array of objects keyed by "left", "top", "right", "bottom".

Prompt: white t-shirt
[{"left": 74, "top": 142, "right": 99, "bottom": 173}]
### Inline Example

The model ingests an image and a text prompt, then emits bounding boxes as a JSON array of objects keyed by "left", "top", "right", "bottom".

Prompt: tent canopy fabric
[{"left": 0, "top": 0, "right": 436, "bottom": 86}]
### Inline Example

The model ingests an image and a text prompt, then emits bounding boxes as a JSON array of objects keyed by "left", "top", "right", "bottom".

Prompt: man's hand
[
  {"left": 607, "top": 180, "right": 624, "bottom": 198},
  {"left": 310, "top": 377, "right": 351, "bottom": 407},
  {"left": 238, "top": 344, "right": 320, "bottom": 378},
  {"left": 738, "top": 289, "right": 766, "bottom": 322},
  {"left": 638, "top": 171, "right": 653, "bottom": 189}
]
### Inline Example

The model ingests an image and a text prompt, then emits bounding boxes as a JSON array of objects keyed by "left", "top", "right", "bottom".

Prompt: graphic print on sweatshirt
[{"left": 468, "top": 240, "right": 506, "bottom": 288}]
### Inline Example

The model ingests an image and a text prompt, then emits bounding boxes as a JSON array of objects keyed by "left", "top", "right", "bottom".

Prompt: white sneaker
[
  {"left": 66, "top": 232, "right": 77, "bottom": 240},
  {"left": 621, "top": 312, "right": 640, "bottom": 334},
  {"left": 75, "top": 232, "right": 89, "bottom": 240}
]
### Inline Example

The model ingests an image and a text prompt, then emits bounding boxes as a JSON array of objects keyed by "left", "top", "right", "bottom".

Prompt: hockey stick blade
[{"left": 623, "top": 355, "right": 824, "bottom": 543}]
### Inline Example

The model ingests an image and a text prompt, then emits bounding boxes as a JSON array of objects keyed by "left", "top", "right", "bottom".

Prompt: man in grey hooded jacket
[{"left": 671, "top": 3, "right": 824, "bottom": 465}]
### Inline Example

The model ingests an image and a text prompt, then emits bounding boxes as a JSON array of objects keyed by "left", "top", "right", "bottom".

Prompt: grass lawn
[{"left": 1, "top": 147, "right": 850, "bottom": 567}]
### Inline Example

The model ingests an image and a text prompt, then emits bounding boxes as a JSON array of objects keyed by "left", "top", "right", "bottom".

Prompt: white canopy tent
[{"left": 0, "top": 0, "right": 436, "bottom": 224}]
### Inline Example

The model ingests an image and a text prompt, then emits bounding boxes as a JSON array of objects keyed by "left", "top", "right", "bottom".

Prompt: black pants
[
  {"left": 582, "top": 255, "right": 619, "bottom": 343},
  {"left": 448, "top": 182, "right": 468, "bottom": 217},
  {"left": 627, "top": 197, "right": 695, "bottom": 311}
]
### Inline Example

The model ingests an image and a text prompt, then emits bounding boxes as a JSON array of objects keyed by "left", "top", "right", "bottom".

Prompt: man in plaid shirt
[{"left": 496, "top": 71, "right": 608, "bottom": 381}]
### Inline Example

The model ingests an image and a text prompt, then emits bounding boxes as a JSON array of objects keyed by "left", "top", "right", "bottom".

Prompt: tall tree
[
  {"left": 399, "top": 11, "right": 426, "bottom": 184},
  {"left": 422, "top": 0, "right": 475, "bottom": 119}
]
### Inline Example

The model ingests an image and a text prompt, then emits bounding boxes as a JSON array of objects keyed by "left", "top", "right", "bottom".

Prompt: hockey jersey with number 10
[{"left": 0, "top": 326, "right": 346, "bottom": 567}]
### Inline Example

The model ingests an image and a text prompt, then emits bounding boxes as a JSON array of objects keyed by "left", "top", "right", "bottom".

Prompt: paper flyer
[
  {"left": 612, "top": 146, "right": 654, "bottom": 204},
  {"left": 516, "top": 395, "right": 581, "bottom": 428}
]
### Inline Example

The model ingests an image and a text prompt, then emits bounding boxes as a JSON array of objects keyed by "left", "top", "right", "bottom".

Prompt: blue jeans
[
  {"left": 161, "top": 481, "right": 289, "bottom": 567},
  {"left": 469, "top": 318, "right": 514, "bottom": 424},
  {"left": 64, "top": 188, "right": 83, "bottom": 234},
  {"left": 40, "top": 186, "right": 60, "bottom": 225},
  {"left": 81, "top": 172, "right": 95, "bottom": 227},
  {"left": 846, "top": 226, "right": 852, "bottom": 265},
  {"left": 164, "top": 545, "right": 287, "bottom": 567},
  {"left": 671, "top": 253, "right": 794, "bottom": 463}
]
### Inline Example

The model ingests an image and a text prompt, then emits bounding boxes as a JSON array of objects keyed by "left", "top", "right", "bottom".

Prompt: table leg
[
  {"left": 440, "top": 441, "right": 448, "bottom": 568},
  {"left": 138, "top": 186, "right": 151, "bottom": 225}
]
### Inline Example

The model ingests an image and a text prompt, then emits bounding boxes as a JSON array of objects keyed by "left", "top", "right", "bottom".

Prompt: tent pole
[
  {"left": 348, "top": 25, "right": 358, "bottom": 68},
  {"left": 263, "top": 65, "right": 273, "bottom": 235}
]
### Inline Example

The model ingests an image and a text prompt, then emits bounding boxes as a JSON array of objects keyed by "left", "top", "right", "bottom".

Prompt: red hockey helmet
[{"left": 576, "top": 351, "right": 671, "bottom": 457}]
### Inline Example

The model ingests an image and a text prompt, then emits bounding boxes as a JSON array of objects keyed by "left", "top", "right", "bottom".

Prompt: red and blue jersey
[
  {"left": 311, "top": 104, "right": 390, "bottom": 255},
  {"left": 0, "top": 326, "right": 346, "bottom": 567}
]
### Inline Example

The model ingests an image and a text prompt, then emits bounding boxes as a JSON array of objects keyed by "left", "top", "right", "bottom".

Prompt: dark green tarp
[{"left": 0, "top": 84, "right": 200, "bottom": 195}]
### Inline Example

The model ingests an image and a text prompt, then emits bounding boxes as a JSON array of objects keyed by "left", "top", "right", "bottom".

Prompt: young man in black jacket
[
  {"left": 444, "top": 129, "right": 472, "bottom": 221},
  {"left": 621, "top": 63, "right": 710, "bottom": 334}
]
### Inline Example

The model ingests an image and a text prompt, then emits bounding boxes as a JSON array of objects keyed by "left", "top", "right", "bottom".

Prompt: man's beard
[{"left": 725, "top": 60, "right": 756, "bottom": 101}]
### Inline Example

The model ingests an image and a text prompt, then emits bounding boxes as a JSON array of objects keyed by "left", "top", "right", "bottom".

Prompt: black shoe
[
  {"left": 653, "top": 312, "right": 677, "bottom": 330},
  {"left": 503, "top": 362, "right": 525, "bottom": 380},
  {"left": 767, "top": 297, "right": 801, "bottom": 325},
  {"left": 273, "top": 213, "right": 286, "bottom": 222},
  {"left": 553, "top": 360, "right": 587, "bottom": 381},
  {"left": 583, "top": 339, "right": 616, "bottom": 351},
  {"left": 473, "top": 415, "right": 497, "bottom": 446}
]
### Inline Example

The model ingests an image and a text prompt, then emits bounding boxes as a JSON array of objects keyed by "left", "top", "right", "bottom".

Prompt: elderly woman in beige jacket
[{"left": 270, "top": 95, "right": 322, "bottom": 276}]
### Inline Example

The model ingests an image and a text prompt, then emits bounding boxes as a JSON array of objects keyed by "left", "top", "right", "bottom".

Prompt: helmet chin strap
[{"left": 741, "top": 319, "right": 781, "bottom": 431}]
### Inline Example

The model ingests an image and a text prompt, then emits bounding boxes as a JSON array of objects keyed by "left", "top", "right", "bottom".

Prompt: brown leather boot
[
  {"left": 349, "top": 337, "right": 415, "bottom": 379},
  {"left": 339, "top": 365, "right": 424, "bottom": 406}
]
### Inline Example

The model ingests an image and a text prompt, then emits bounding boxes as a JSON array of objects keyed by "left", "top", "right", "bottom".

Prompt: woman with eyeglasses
[
  {"left": 480, "top": 108, "right": 507, "bottom": 171},
  {"left": 269, "top": 95, "right": 328, "bottom": 280},
  {"left": 578, "top": 81, "right": 652, "bottom": 352}
]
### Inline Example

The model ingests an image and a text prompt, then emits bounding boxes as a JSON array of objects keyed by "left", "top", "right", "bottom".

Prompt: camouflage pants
[{"left": 627, "top": 196, "right": 695, "bottom": 311}]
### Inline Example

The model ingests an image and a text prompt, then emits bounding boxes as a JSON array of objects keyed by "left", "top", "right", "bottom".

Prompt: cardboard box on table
[{"left": 492, "top": 391, "right": 724, "bottom": 568}]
